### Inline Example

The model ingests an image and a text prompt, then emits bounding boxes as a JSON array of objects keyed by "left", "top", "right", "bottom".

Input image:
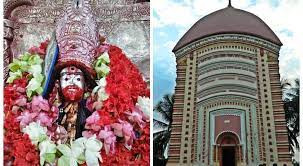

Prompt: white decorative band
[{"left": 175, "top": 33, "right": 281, "bottom": 59}]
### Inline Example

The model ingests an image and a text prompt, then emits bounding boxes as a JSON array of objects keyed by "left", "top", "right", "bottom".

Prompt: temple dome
[{"left": 173, "top": 5, "right": 282, "bottom": 52}]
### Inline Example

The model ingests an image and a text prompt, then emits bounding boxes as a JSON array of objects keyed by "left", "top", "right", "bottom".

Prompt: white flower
[
  {"left": 100, "top": 63, "right": 110, "bottom": 75},
  {"left": 22, "top": 122, "right": 48, "bottom": 145},
  {"left": 98, "top": 77, "right": 107, "bottom": 87},
  {"left": 39, "top": 139, "right": 57, "bottom": 165},
  {"left": 93, "top": 77, "right": 109, "bottom": 102},
  {"left": 100, "top": 52, "right": 110, "bottom": 63},
  {"left": 28, "top": 64, "right": 42, "bottom": 77},
  {"left": 97, "top": 88, "right": 109, "bottom": 102},
  {"left": 136, "top": 96, "right": 150, "bottom": 119},
  {"left": 74, "top": 135, "right": 103, "bottom": 166},
  {"left": 57, "top": 140, "right": 85, "bottom": 166},
  {"left": 93, "top": 78, "right": 106, "bottom": 95}
]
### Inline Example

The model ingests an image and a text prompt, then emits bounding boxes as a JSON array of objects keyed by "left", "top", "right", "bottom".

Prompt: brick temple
[{"left": 168, "top": 2, "right": 292, "bottom": 166}]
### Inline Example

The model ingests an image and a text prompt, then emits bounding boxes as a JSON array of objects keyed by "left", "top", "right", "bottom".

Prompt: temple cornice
[{"left": 174, "top": 33, "right": 281, "bottom": 59}]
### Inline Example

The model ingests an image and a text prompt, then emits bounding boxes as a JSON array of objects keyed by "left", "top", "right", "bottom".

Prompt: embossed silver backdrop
[{"left": 4, "top": 0, "right": 150, "bottom": 81}]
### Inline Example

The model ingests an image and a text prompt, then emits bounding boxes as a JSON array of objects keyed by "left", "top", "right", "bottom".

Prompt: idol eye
[
  {"left": 65, "top": 78, "right": 68, "bottom": 81},
  {"left": 77, "top": 78, "right": 81, "bottom": 81}
]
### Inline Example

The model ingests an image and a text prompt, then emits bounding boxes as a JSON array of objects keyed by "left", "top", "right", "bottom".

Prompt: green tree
[
  {"left": 153, "top": 94, "right": 174, "bottom": 166},
  {"left": 281, "top": 78, "right": 299, "bottom": 155}
]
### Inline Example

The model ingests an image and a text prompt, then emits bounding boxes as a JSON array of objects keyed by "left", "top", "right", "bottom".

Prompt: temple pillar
[
  {"left": 214, "top": 145, "right": 219, "bottom": 166},
  {"left": 3, "top": 19, "right": 14, "bottom": 81},
  {"left": 4, "top": 0, "right": 34, "bottom": 81}
]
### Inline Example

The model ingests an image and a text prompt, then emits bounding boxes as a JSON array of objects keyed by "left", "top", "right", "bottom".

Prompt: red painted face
[
  {"left": 62, "top": 85, "right": 84, "bottom": 102},
  {"left": 60, "top": 66, "right": 85, "bottom": 102}
]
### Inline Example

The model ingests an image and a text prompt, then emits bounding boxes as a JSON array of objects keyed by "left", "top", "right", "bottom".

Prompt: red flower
[
  {"left": 93, "top": 45, "right": 149, "bottom": 164},
  {"left": 108, "top": 45, "right": 122, "bottom": 56},
  {"left": 12, "top": 135, "right": 39, "bottom": 166},
  {"left": 4, "top": 77, "right": 40, "bottom": 165},
  {"left": 4, "top": 113, "right": 40, "bottom": 166},
  {"left": 28, "top": 39, "right": 49, "bottom": 58},
  {"left": 4, "top": 77, "right": 28, "bottom": 114},
  {"left": 84, "top": 45, "right": 150, "bottom": 164}
]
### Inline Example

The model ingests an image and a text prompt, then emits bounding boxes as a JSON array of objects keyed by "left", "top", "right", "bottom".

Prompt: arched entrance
[
  {"left": 222, "top": 146, "right": 235, "bottom": 165},
  {"left": 214, "top": 132, "right": 242, "bottom": 166}
]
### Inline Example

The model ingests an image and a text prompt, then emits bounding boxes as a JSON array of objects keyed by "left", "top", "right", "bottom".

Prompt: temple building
[{"left": 168, "top": 2, "right": 292, "bottom": 166}]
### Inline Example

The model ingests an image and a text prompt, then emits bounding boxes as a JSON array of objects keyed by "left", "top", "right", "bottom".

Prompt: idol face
[{"left": 60, "top": 66, "right": 85, "bottom": 102}]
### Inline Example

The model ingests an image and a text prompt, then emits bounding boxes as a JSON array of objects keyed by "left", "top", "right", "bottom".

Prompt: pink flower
[
  {"left": 85, "top": 111, "right": 101, "bottom": 131},
  {"left": 96, "top": 43, "right": 110, "bottom": 56},
  {"left": 12, "top": 106, "right": 20, "bottom": 113},
  {"left": 98, "top": 125, "right": 116, "bottom": 154},
  {"left": 17, "top": 110, "right": 37, "bottom": 128},
  {"left": 93, "top": 101, "right": 103, "bottom": 111},
  {"left": 31, "top": 96, "right": 50, "bottom": 112},
  {"left": 36, "top": 112, "right": 52, "bottom": 127},
  {"left": 16, "top": 87, "right": 26, "bottom": 93},
  {"left": 86, "top": 97, "right": 94, "bottom": 112},
  {"left": 125, "top": 108, "right": 146, "bottom": 129},
  {"left": 111, "top": 123, "right": 123, "bottom": 137},
  {"left": 50, "top": 106, "right": 59, "bottom": 119},
  {"left": 28, "top": 46, "right": 45, "bottom": 55},
  {"left": 48, "top": 125, "right": 68, "bottom": 144},
  {"left": 111, "top": 120, "right": 136, "bottom": 150},
  {"left": 82, "top": 131, "right": 96, "bottom": 138},
  {"left": 14, "top": 96, "right": 27, "bottom": 107}
]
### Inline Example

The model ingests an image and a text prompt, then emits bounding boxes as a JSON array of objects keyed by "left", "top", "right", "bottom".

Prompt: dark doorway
[{"left": 222, "top": 147, "right": 235, "bottom": 166}]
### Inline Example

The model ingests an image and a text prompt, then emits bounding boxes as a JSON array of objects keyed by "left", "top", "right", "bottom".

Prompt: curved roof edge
[{"left": 173, "top": 6, "right": 282, "bottom": 52}]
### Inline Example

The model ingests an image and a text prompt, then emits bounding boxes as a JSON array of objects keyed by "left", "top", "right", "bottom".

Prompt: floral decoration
[
  {"left": 4, "top": 41, "right": 150, "bottom": 166},
  {"left": 7, "top": 53, "right": 45, "bottom": 98}
]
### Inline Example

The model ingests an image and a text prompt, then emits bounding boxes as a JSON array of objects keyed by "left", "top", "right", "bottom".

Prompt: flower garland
[
  {"left": 4, "top": 41, "right": 150, "bottom": 166},
  {"left": 84, "top": 45, "right": 150, "bottom": 165},
  {"left": 4, "top": 77, "right": 40, "bottom": 166},
  {"left": 7, "top": 52, "right": 45, "bottom": 98}
]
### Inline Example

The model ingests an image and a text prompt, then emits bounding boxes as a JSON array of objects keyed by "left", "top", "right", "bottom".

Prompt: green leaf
[
  {"left": 44, "top": 153, "right": 56, "bottom": 163},
  {"left": 94, "top": 53, "right": 110, "bottom": 79},
  {"left": 19, "top": 61, "right": 29, "bottom": 71},
  {"left": 7, "top": 70, "right": 22, "bottom": 83},
  {"left": 26, "top": 90, "right": 33, "bottom": 98},
  {"left": 35, "top": 74, "right": 44, "bottom": 83},
  {"left": 20, "top": 53, "right": 31, "bottom": 61},
  {"left": 57, "top": 144, "right": 71, "bottom": 157},
  {"left": 40, "top": 157, "right": 45, "bottom": 166},
  {"left": 26, "top": 79, "right": 41, "bottom": 97},
  {"left": 58, "top": 156, "right": 70, "bottom": 166},
  {"left": 8, "top": 60, "right": 21, "bottom": 72},
  {"left": 39, "top": 140, "right": 56, "bottom": 153},
  {"left": 28, "top": 64, "right": 42, "bottom": 77},
  {"left": 77, "top": 153, "right": 86, "bottom": 164},
  {"left": 97, "top": 52, "right": 110, "bottom": 64},
  {"left": 28, "top": 54, "right": 43, "bottom": 65},
  {"left": 36, "top": 87, "right": 43, "bottom": 95}
]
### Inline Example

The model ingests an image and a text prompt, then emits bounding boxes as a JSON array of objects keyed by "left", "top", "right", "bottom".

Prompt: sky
[{"left": 153, "top": 0, "right": 303, "bottom": 104}]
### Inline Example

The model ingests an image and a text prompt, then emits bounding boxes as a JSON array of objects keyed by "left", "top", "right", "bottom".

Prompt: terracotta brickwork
[
  {"left": 267, "top": 52, "right": 292, "bottom": 162},
  {"left": 215, "top": 115, "right": 241, "bottom": 140},
  {"left": 168, "top": 33, "right": 292, "bottom": 165},
  {"left": 168, "top": 56, "right": 187, "bottom": 163}
]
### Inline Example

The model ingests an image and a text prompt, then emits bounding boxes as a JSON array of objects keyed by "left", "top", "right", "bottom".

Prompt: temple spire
[{"left": 228, "top": 0, "right": 232, "bottom": 7}]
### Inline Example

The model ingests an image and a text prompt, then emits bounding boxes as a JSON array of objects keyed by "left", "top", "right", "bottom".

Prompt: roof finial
[{"left": 228, "top": 0, "right": 232, "bottom": 7}]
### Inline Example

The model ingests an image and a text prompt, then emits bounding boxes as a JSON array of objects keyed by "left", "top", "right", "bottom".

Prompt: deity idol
[
  {"left": 56, "top": 66, "right": 91, "bottom": 141},
  {"left": 4, "top": 0, "right": 150, "bottom": 165},
  {"left": 46, "top": 0, "right": 101, "bottom": 142}
]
